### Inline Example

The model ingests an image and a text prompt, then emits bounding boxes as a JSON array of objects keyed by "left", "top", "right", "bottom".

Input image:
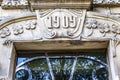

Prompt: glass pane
[{"left": 15, "top": 51, "right": 108, "bottom": 80}]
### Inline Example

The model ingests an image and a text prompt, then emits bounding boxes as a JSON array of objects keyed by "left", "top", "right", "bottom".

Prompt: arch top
[{"left": 0, "top": 9, "right": 120, "bottom": 42}]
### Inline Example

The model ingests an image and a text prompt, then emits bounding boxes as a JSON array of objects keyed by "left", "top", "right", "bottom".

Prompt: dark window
[{"left": 15, "top": 50, "right": 108, "bottom": 80}]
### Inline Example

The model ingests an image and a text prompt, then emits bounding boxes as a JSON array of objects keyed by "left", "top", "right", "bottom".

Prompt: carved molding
[
  {"left": 1, "top": 0, "right": 28, "bottom": 9},
  {"left": 1, "top": 0, "right": 92, "bottom": 9},
  {"left": 29, "top": 0, "right": 92, "bottom": 9},
  {"left": 1, "top": 0, "right": 120, "bottom": 9},
  {"left": 93, "top": 0, "right": 120, "bottom": 4},
  {"left": 0, "top": 9, "right": 120, "bottom": 43}
]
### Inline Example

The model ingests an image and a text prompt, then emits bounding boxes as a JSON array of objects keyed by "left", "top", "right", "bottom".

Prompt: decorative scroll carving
[
  {"left": 93, "top": 0, "right": 120, "bottom": 4},
  {"left": 1, "top": 0, "right": 28, "bottom": 9},
  {"left": 16, "top": 55, "right": 108, "bottom": 80},
  {"left": 36, "top": 9, "right": 86, "bottom": 39}
]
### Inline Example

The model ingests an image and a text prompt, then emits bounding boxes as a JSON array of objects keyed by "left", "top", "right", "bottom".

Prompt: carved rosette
[
  {"left": 13, "top": 25, "right": 24, "bottom": 35},
  {"left": 26, "top": 20, "right": 37, "bottom": 30},
  {"left": 0, "top": 28, "right": 11, "bottom": 38}
]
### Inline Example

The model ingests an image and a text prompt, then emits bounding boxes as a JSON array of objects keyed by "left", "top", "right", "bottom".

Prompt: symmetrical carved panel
[{"left": 37, "top": 9, "right": 86, "bottom": 39}]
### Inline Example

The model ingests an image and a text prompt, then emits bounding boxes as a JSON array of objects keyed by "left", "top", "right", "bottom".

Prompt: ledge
[
  {"left": 29, "top": 0, "right": 92, "bottom": 9},
  {"left": 1, "top": 0, "right": 92, "bottom": 9}
]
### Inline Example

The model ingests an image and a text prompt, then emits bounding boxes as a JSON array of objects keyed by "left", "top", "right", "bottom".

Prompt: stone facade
[{"left": 0, "top": 0, "right": 120, "bottom": 80}]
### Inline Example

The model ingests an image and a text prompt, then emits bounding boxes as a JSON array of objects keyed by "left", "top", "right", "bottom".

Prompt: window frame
[{"left": 9, "top": 40, "right": 116, "bottom": 80}]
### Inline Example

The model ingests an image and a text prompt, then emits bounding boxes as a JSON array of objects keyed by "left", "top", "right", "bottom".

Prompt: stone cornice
[
  {"left": 1, "top": 0, "right": 92, "bottom": 9},
  {"left": 1, "top": 0, "right": 120, "bottom": 9},
  {"left": 29, "top": 0, "right": 92, "bottom": 9}
]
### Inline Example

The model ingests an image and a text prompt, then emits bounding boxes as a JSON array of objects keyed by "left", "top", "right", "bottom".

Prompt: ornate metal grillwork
[{"left": 15, "top": 53, "right": 108, "bottom": 80}]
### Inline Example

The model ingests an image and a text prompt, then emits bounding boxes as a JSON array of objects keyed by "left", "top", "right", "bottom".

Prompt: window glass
[{"left": 15, "top": 51, "right": 108, "bottom": 80}]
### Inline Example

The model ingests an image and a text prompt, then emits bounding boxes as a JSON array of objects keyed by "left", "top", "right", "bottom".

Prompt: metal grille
[{"left": 15, "top": 52, "right": 108, "bottom": 80}]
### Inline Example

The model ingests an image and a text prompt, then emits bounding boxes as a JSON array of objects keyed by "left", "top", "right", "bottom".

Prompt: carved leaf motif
[{"left": 0, "top": 28, "right": 11, "bottom": 38}]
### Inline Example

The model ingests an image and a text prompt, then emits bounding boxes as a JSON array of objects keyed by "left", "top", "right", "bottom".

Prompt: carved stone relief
[
  {"left": 0, "top": 9, "right": 86, "bottom": 42},
  {"left": 0, "top": 28, "right": 10, "bottom": 38},
  {"left": 0, "top": 9, "right": 120, "bottom": 80},
  {"left": 0, "top": 20, "right": 38, "bottom": 40},
  {"left": 1, "top": 0, "right": 28, "bottom": 9},
  {"left": 0, "top": 9, "right": 120, "bottom": 42},
  {"left": 93, "top": 0, "right": 120, "bottom": 4},
  {"left": 36, "top": 9, "right": 86, "bottom": 39},
  {"left": 82, "top": 18, "right": 120, "bottom": 40}
]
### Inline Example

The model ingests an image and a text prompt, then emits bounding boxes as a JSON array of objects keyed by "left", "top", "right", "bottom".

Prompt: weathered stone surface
[{"left": 0, "top": 0, "right": 120, "bottom": 80}]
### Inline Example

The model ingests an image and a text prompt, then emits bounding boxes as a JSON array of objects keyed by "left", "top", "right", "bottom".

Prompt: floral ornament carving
[
  {"left": 98, "top": 24, "right": 120, "bottom": 37},
  {"left": 1, "top": 0, "right": 28, "bottom": 9},
  {"left": 0, "top": 28, "right": 11, "bottom": 38},
  {"left": 98, "top": 23, "right": 110, "bottom": 36},
  {"left": 84, "top": 19, "right": 97, "bottom": 37},
  {"left": 111, "top": 24, "right": 120, "bottom": 34},
  {"left": 85, "top": 19, "right": 97, "bottom": 29},
  {"left": 26, "top": 20, "right": 37, "bottom": 30},
  {"left": 111, "top": 24, "right": 120, "bottom": 36},
  {"left": 93, "top": 0, "right": 120, "bottom": 4},
  {"left": 98, "top": 23, "right": 110, "bottom": 33},
  {"left": 84, "top": 19, "right": 120, "bottom": 38},
  {"left": 13, "top": 25, "right": 24, "bottom": 35}
]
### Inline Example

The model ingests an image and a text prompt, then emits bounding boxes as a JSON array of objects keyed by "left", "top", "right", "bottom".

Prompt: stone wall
[{"left": 0, "top": 0, "right": 120, "bottom": 80}]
